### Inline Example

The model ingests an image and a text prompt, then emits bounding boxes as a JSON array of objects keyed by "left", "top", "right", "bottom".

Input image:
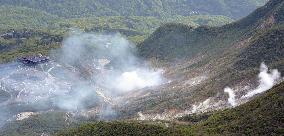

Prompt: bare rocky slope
[{"left": 120, "top": 0, "right": 284, "bottom": 117}]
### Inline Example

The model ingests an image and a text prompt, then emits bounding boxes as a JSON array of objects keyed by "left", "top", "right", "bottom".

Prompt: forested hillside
[
  {"left": 138, "top": 0, "right": 283, "bottom": 60},
  {"left": 0, "top": 5, "right": 233, "bottom": 32},
  {"left": 0, "top": 0, "right": 268, "bottom": 63},
  {"left": 0, "top": 5, "right": 233, "bottom": 63},
  {"left": 0, "top": 0, "right": 268, "bottom": 19}
]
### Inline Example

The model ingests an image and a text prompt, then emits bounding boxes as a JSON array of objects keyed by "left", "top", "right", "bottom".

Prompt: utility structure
[{"left": 17, "top": 54, "right": 49, "bottom": 66}]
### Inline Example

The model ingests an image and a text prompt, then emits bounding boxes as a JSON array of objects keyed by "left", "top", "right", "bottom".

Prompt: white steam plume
[
  {"left": 0, "top": 31, "right": 164, "bottom": 125},
  {"left": 223, "top": 63, "right": 281, "bottom": 107},
  {"left": 59, "top": 31, "right": 164, "bottom": 95},
  {"left": 114, "top": 69, "right": 163, "bottom": 92},
  {"left": 55, "top": 31, "right": 164, "bottom": 110},
  {"left": 243, "top": 63, "right": 281, "bottom": 98},
  {"left": 224, "top": 87, "right": 237, "bottom": 107}
]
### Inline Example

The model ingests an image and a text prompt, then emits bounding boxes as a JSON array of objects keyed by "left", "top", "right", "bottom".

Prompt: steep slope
[
  {"left": 138, "top": 0, "right": 284, "bottom": 60},
  {"left": 234, "top": 25, "right": 284, "bottom": 71},
  {"left": 123, "top": 0, "right": 284, "bottom": 116},
  {"left": 0, "top": 0, "right": 267, "bottom": 19},
  {"left": 183, "top": 81, "right": 284, "bottom": 135}
]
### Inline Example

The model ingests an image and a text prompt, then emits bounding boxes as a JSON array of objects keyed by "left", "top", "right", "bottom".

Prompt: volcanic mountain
[
  {"left": 120, "top": 0, "right": 284, "bottom": 117},
  {"left": 0, "top": 0, "right": 283, "bottom": 135}
]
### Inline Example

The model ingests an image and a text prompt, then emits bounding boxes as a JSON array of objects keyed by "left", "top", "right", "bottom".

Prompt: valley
[{"left": 0, "top": 0, "right": 283, "bottom": 136}]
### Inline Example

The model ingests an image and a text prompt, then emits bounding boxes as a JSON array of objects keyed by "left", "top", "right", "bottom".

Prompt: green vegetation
[
  {"left": 0, "top": 112, "right": 79, "bottom": 136},
  {"left": 0, "top": 0, "right": 267, "bottom": 19},
  {"left": 0, "top": 5, "right": 234, "bottom": 63},
  {"left": 0, "top": 29, "right": 62, "bottom": 63},
  {"left": 234, "top": 24, "right": 284, "bottom": 70},
  {"left": 57, "top": 121, "right": 176, "bottom": 136},
  {"left": 138, "top": 0, "right": 283, "bottom": 60},
  {"left": 0, "top": 5, "right": 233, "bottom": 33},
  {"left": 0, "top": 0, "right": 268, "bottom": 63},
  {"left": 0, "top": 6, "right": 60, "bottom": 30}
]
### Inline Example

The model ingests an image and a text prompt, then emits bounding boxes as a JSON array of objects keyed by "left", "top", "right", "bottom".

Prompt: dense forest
[
  {"left": 0, "top": 4, "right": 233, "bottom": 63},
  {"left": 0, "top": 0, "right": 268, "bottom": 19},
  {"left": 0, "top": 0, "right": 268, "bottom": 63}
]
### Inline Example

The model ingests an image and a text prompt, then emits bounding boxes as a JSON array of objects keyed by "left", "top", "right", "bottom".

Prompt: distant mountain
[
  {"left": 0, "top": 5, "right": 233, "bottom": 32},
  {"left": 0, "top": 5, "right": 233, "bottom": 63},
  {"left": 0, "top": 0, "right": 268, "bottom": 19},
  {"left": 138, "top": 0, "right": 283, "bottom": 60},
  {"left": 0, "top": 0, "right": 269, "bottom": 63}
]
